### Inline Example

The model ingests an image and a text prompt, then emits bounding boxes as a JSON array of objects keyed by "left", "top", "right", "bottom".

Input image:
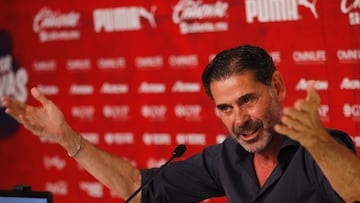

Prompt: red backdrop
[{"left": 0, "top": 0, "right": 359, "bottom": 202}]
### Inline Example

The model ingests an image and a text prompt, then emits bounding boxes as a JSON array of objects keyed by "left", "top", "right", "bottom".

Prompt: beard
[
  {"left": 232, "top": 95, "right": 282, "bottom": 153},
  {"left": 233, "top": 119, "right": 275, "bottom": 153}
]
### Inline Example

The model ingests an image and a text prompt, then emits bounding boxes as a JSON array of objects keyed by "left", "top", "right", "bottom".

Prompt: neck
[
  {"left": 255, "top": 134, "right": 284, "bottom": 162},
  {"left": 253, "top": 135, "right": 284, "bottom": 188}
]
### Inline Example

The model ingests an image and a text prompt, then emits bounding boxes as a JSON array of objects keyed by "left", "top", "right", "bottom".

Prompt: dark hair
[{"left": 202, "top": 45, "right": 276, "bottom": 99}]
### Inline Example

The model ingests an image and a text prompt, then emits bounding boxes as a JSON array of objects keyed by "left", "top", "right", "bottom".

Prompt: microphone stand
[{"left": 124, "top": 144, "right": 186, "bottom": 203}]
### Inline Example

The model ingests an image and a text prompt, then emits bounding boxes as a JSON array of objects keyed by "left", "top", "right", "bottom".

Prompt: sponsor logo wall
[{"left": 0, "top": 0, "right": 359, "bottom": 202}]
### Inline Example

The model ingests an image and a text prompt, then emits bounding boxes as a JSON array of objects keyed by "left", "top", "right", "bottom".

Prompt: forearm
[
  {"left": 302, "top": 130, "right": 360, "bottom": 203},
  {"left": 76, "top": 140, "right": 141, "bottom": 197},
  {"left": 2, "top": 92, "right": 142, "bottom": 201},
  {"left": 59, "top": 126, "right": 141, "bottom": 201}
]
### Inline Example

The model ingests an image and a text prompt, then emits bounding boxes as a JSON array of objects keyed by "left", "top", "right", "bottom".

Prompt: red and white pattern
[{"left": 0, "top": 0, "right": 359, "bottom": 202}]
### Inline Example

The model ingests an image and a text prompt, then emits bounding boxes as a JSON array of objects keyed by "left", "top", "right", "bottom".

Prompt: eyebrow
[{"left": 215, "top": 92, "right": 257, "bottom": 109}]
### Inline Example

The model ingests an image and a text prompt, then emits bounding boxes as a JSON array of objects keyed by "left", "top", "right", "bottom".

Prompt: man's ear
[{"left": 271, "top": 71, "right": 286, "bottom": 101}]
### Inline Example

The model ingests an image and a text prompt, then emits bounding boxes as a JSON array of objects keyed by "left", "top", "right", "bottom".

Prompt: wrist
[
  {"left": 67, "top": 133, "right": 82, "bottom": 157},
  {"left": 57, "top": 123, "right": 83, "bottom": 157},
  {"left": 299, "top": 128, "right": 330, "bottom": 149}
]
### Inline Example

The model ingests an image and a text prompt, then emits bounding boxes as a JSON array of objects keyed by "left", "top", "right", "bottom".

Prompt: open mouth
[
  {"left": 236, "top": 121, "right": 263, "bottom": 140},
  {"left": 0, "top": 70, "right": 10, "bottom": 77}
]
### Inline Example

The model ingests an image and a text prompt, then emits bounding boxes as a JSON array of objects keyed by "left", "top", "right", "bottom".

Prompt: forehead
[{"left": 209, "top": 71, "right": 265, "bottom": 103}]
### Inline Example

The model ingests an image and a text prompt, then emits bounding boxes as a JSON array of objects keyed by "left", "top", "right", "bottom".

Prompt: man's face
[{"left": 210, "top": 71, "right": 283, "bottom": 153}]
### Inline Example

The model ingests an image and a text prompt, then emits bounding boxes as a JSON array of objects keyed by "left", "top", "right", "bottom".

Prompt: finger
[
  {"left": 294, "top": 99, "right": 306, "bottom": 111},
  {"left": 19, "top": 113, "right": 43, "bottom": 135},
  {"left": 294, "top": 99, "right": 317, "bottom": 113},
  {"left": 2, "top": 97, "right": 27, "bottom": 120},
  {"left": 306, "top": 80, "right": 320, "bottom": 105},
  {"left": 283, "top": 108, "right": 312, "bottom": 128},
  {"left": 6, "top": 103, "right": 31, "bottom": 125},
  {"left": 274, "top": 124, "right": 299, "bottom": 138},
  {"left": 31, "top": 87, "right": 49, "bottom": 106},
  {"left": 281, "top": 114, "right": 311, "bottom": 132},
  {"left": 1, "top": 96, "right": 8, "bottom": 108},
  {"left": 0, "top": 96, "right": 6, "bottom": 106}
]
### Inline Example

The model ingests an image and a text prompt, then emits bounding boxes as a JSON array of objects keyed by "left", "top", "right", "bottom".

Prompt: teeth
[
  {"left": 236, "top": 122, "right": 263, "bottom": 138},
  {"left": 242, "top": 132, "right": 253, "bottom": 136}
]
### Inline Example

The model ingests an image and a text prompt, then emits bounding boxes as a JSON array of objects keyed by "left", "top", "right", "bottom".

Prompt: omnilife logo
[{"left": 245, "top": 0, "right": 318, "bottom": 23}]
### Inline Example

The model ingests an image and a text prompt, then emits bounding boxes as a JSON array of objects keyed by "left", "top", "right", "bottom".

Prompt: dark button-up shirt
[{"left": 141, "top": 129, "right": 356, "bottom": 202}]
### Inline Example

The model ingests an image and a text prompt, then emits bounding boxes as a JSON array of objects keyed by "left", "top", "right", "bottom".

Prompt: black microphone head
[{"left": 173, "top": 144, "right": 186, "bottom": 158}]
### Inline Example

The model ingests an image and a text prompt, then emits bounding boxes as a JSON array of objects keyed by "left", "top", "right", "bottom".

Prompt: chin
[
  {"left": 242, "top": 144, "right": 267, "bottom": 153},
  {"left": 237, "top": 136, "right": 271, "bottom": 153}
]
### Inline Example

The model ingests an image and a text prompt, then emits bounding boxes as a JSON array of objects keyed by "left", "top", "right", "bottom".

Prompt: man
[{"left": 2, "top": 45, "right": 360, "bottom": 202}]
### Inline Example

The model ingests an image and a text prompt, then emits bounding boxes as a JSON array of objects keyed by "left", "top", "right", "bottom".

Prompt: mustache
[{"left": 234, "top": 119, "right": 263, "bottom": 135}]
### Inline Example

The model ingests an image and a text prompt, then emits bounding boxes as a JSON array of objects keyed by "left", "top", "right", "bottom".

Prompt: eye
[
  {"left": 238, "top": 93, "right": 257, "bottom": 106},
  {"left": 241, "top": 94, "right": 252, "bottom": 104},
  {"left": 217, "top": 104, "right": 232, "bottom": 113}
]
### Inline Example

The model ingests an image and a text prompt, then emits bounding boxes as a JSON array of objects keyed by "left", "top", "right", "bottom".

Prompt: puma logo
[{"left": 298, "top": 0, "right": 318, "bottom": 18}]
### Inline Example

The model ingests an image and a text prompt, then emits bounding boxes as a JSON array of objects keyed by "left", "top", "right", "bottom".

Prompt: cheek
[
  {"left": 247, "top": 105, "right": 266, "bottom": 119},
  {"left": 219, "top": 115, "right": 234, "bottom": 129},
  {"left": 248, "top": 99, "right": 274, "bottom": 120}
]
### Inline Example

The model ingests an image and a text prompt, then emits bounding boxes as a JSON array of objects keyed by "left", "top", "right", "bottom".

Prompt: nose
[{"left": 233, "top": 106, "right": 250, "bottom": 128}]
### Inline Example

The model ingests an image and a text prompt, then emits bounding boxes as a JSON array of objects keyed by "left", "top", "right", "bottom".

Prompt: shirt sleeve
[{"left": 140, "top": 144, "right": 225, "bottom": 203}]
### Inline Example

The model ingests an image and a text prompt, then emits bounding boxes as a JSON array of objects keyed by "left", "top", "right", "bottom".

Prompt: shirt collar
[{"left": 235, "top": 135, "right": 300, "bottom": 162}]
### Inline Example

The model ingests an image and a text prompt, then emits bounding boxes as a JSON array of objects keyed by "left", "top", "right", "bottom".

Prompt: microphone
[{"left": 124, "top": 144, "right": 186, "bottom": 203}]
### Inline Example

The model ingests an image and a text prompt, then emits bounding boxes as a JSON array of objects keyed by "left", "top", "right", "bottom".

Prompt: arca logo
[
  {"left": 138, "top": 82, "right": 166, "bottom": 93},
  {"left": 100, "top": 82, "right": 128, "bottom": 94},
  {"left": 340, "top": 77, "right": 360, "bottom": 90},
  {"left": 245, "top": 0, "right": 318, "bottom": 23},
  {"left": 69, "top": 84, "right": 94, "bottom": 95},
  {"left": 172, "top": 80, "right": 201, "bottom": 93},
  {"left": 296, "top": 79, "right": 328, "bottom": 91},
  {"left": 37, "top": 84, "right": 59, "bottom": 95}
]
